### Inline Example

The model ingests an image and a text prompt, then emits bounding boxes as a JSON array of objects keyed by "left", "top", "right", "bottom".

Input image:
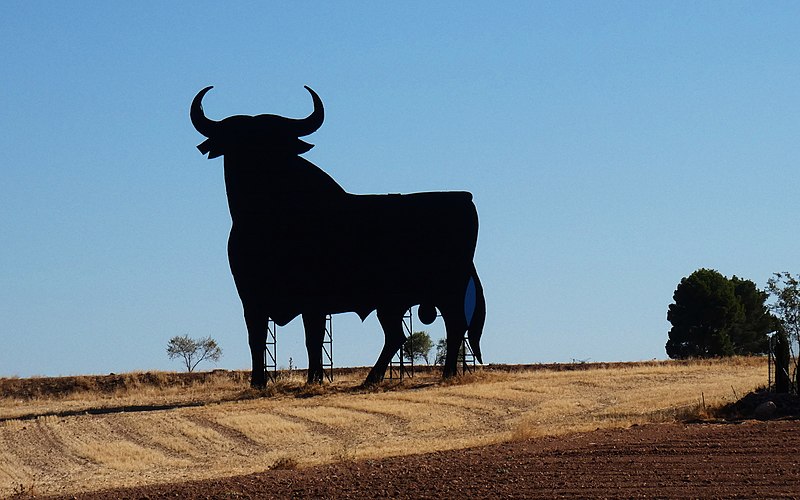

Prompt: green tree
[
  {"left": 730, "top": 276, "right": 774, "bottom": 355},
  {"left": 403, "top": 331, "right": 434, "bottom": 364},
  {"left": 666, "top": 269, "right": 774, "bottom": 359},
  {"left": 433, "top": 337, "right": 465, "bottom": 366},
  {"left": 433, "top": 338, "right": 447, "bottom": 366},
  {"left": 167, "top": 335, "right": 222, "bottom": 372},
  {"left": 766, "top": 272, "right": 800, "bottom": 391}
]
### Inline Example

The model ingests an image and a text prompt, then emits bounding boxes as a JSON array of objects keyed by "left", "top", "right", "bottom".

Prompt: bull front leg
[
  {"left": 243, "top": 305, "right": 268, "bottom": 388},
  {"left": 303, "top": 313, "right": 326, "bottom": 384}
]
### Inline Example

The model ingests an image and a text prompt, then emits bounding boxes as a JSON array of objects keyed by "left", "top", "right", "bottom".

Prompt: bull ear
[
  {"left": 197, "top": 139, "right": 213, "bottom": 155},
  {"left": 197, "top": 139, "right": 224, "bottom": 159}
]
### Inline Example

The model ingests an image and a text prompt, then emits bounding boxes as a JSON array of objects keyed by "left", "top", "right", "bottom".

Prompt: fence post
[{"left": 775, "top": 329, "right": 791, "bottom": 394}]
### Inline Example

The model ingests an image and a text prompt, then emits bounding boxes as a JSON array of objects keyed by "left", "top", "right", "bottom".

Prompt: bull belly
[{"left": 227, "top": 190, "right": 478, "bottom": 322}]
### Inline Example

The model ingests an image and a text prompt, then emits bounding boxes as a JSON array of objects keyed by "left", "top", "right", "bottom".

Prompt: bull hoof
[
  {"left": 363, "top": 372, "right": 384, "bottom": 387},
  {"left": 306, "top": 368, "right": 324, "bottom": 384}
]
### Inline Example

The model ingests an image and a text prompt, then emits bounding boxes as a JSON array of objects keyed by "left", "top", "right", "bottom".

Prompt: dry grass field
[{"left": 0, "top": 358, "right": 767, "bottom": 498}]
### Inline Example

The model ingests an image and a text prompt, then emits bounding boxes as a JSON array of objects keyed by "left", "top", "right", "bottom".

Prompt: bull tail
[{"left": 464, "top": 264, "right": 485, "bottom": 364}]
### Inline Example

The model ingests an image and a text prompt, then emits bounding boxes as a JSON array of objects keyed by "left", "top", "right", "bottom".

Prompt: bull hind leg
[
  {"left": 364, "top": 308, "right": 408, "bottom": 385},
  {"left": 440, "top": 302, "right": 469, "bottom": 379},
  {"left": 302, "top": 313, "right": 326, "bottom": 384},
  {"left": 243, "top": 304, "right": 268, "bottom": 388}
]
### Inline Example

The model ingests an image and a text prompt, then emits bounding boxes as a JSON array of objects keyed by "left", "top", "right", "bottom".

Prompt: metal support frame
[
  {"left": 322, "top": 314, "right": 334, "bottom": 382},
  {"left": 264, "top": 318, "right": 278, "bottom": 382},
  {"left": 264, "top": 315, "right": 334, "bottom": 384},
  {"left": 457, "top": 332, "right": 477, "bottom": 376},
  {"left": 389, "top": 309, "right": 415, "bottom": 380}
]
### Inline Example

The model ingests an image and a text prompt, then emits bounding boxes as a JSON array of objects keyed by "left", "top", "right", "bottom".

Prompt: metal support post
[
  {"left": 264, "top": 318, "right": 278, "bottom": 382},
  {"left": 389, "top": 309, "right": 414, "bottom": 380},
  {"left": 457, "top": 332, "right": 476, "bottom": 376},
  {"left": 322, "top": 314, "right": 334, "bottom": 382},
  {"left": 768, "top": 334, "right": 774, "bottom": 392}
]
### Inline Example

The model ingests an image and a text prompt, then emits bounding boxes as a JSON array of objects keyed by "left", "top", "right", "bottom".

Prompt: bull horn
[
  {"left": 190, "top": 86, "right": 218, "bottom": 137},
  {"left": 289, "top": 86, "right": 324, "bottom": 137}
]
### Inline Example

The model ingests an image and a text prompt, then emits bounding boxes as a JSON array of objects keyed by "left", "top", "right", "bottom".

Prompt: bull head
[{"left": 191, "top": 86, "right": 324, "bottom": 159}]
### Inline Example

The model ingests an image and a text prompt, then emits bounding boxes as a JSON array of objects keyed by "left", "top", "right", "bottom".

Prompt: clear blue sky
[{"left": 2, "top": 2, "right": 798, "bottom": 377}]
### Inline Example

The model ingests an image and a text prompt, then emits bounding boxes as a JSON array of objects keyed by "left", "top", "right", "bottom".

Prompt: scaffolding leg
[
  {"left": 264, "top": 318, "right": 278, "bottom": 382},
  {"left": 389, "top": 309, "right": 414, "bottom": 380},
  {"left": 322, "top": 314, "right": 333, "bottom": 382},
  {"left": 457, "top": 332, "right": 476, "bottom": 376}
]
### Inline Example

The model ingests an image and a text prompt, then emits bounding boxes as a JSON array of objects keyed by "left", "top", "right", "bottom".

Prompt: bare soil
[{"left": 52, "top": 420, "right": 800, "bottom": 499}]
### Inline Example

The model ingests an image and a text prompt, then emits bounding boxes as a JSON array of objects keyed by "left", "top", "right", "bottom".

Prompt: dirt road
[{"left": 60, "top": 420, "right": 800, "bottom": 499}]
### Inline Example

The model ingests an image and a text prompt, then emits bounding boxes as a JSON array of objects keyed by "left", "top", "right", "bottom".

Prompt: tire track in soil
[
  {"left": 322, "top": 401, "right": 413, "bottom": 429},
  {"left": 322, "top": 401, "right": 417, "bottom": 446},
  {"left": 266, "top": 410, "right": 345, "bottom": 459},
  {"left": 103, "top": 413, "right": 190, "bottom": 462},
  {"left": 270, "top": 403, "right": 411, "bottom": 457},
  {"left": 0, "top": 417, "right": 95, "bottom": 496},
  {"left": 433, "top": 389, "right": 544, "bottom": 423},
  {"left": 382, "top": 394, "right": 518, "bottom": 442},
  {"left": 313, "top": 402, "right": 412, "bottom": 428},
  {"left": 385, "top": 392, "right": 513, "bottom": 432},
  {"left": 11, "top": 418, "right": 91, "bottom": 472},
  {"left": 269, "top": 409, "right": 340, "bottom": 437},
  {"left": 182, "top": 412, "right": 266, "bottom": 456}
]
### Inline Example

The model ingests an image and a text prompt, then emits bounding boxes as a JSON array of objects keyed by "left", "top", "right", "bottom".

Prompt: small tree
[
  {"left": 434, "top": 338, "right": 447, "bottom": 366},
  {"left": 766, "top": 272, "right": 800, "bottom": 392},
  {"left": 167, "top": 335, "right": 222, "bottom": 372},
  {"left": 402, "top": 331, "right": 433, "bottom": 364},
  {"left": 433, "top": 337, "right": 465, "bottom": 366}
]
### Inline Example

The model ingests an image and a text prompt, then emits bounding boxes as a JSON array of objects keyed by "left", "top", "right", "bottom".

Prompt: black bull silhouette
[{"left": 190, "top": 86, "right": 485, "bottom": 387}]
